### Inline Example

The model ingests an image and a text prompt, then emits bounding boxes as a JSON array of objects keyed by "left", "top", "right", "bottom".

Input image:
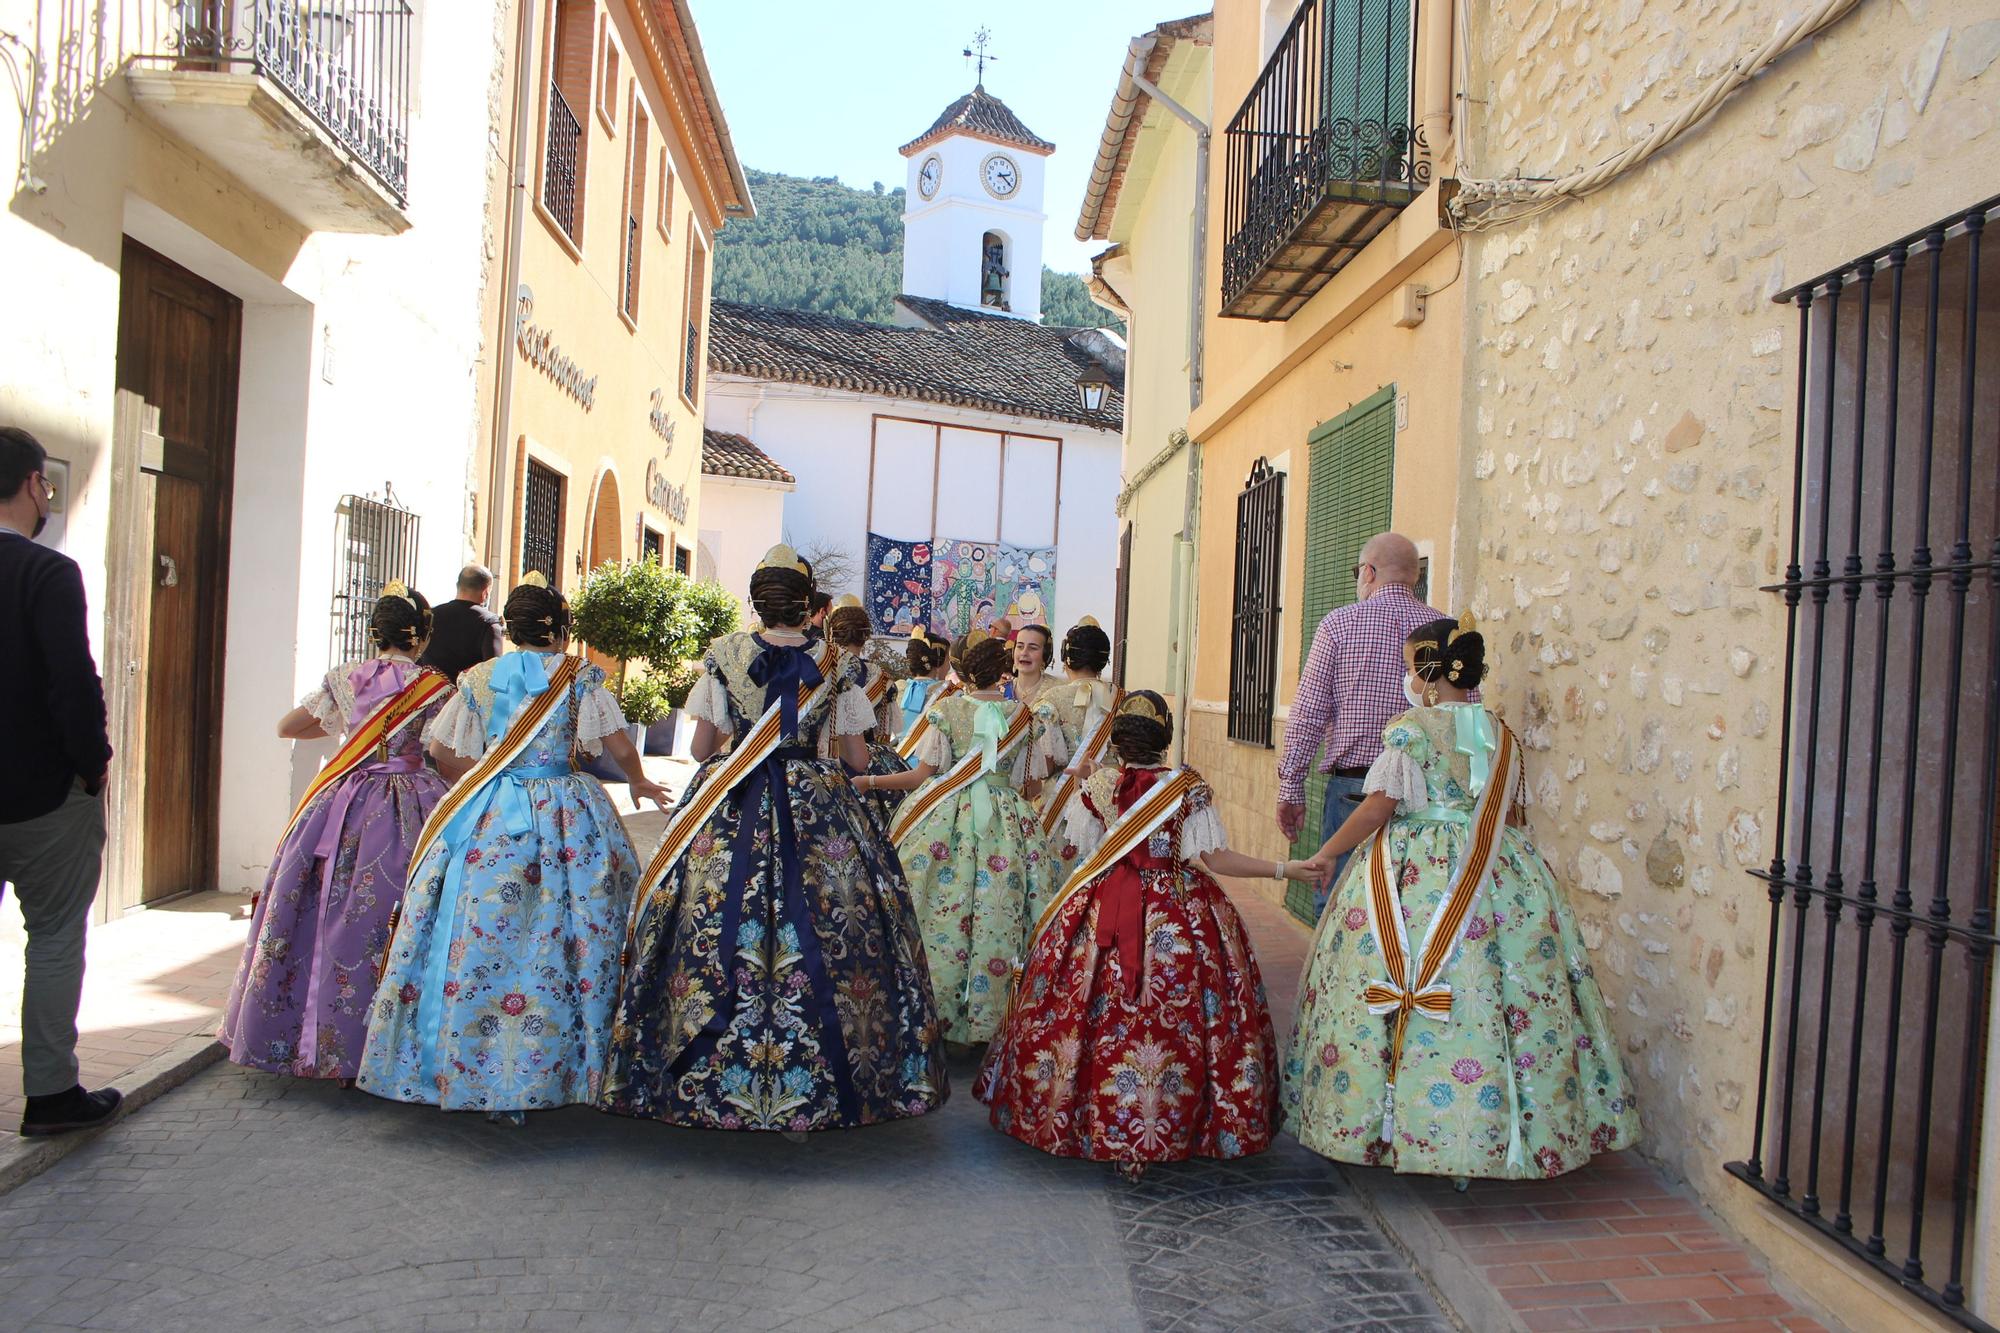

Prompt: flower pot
[
  {"left": 666, "top": 708, "right": 695, "bottom": 760},
  {"left": 643, "top": 713, "right": 678, "bottom": 756}
]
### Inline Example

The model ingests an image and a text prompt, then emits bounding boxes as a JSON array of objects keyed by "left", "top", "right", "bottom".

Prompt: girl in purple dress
[{"left": 221, "top": 585, "right": 454, "bottom": 1081}]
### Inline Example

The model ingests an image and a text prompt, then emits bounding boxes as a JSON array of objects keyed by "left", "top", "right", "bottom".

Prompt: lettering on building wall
[
  {"left": 515, "top": 286, "right": 598, "bottom": 409},
  {"left": 645, "top": 456, "right": 689, "bottom": 523},
  {"left": 648, "top": 389, "right": 677, "bottom": 448}
]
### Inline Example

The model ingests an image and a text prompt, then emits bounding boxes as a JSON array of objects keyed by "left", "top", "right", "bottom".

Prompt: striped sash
[
  {"left": 895, "top": 681, "right": 962, "bottom": 760},
  {"left": 1039, "top": 687, "right": 1125, "bottom": 835},
  {"left": 405, "top": 655, "right": 582, "bottom": 874},
  {"left": 276, "top": 668, "right": 451, "bottom": 848},
  {"left": 887, "top": 701, "right": 1034, "bottom": 847},
  {"left": 1027, "top": 767, "right": 1198, "bottom": 947},
  {"left": 622, "top": 641, "right": 842, "bottom": 951},
  {"left": 1363, "top": 719, "right": 1517, "bottom": 1140},
  {"left": 865, "top": 671, "right": 892, "bottom": 706}
]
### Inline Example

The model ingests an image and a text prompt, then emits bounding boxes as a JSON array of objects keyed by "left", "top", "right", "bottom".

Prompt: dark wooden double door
[{"left": 115, "top": 240, "right": 241, "bottom": 903}]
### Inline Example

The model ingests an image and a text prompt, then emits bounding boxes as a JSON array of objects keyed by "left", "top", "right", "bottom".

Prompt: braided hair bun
[
  {"left": 1109, "top": 690, "right": 1173, "bottom": 766},
  {"left": 749, "top": 566, "right": 813, "bottom": 629},
  {"left": 954, "top": 634, "right": 1012, "bottom": 689},
  {"left": 906, "top": 633, "right": 947, "bottom": 677},
  {"left": 1062, "top": 620, "right": 1111, "bottom": 674},
  {"left": 1407, "top": 615, "right": 1487, "bottom": 691},
  {"left": 369, "top": 587, "right": 433, "bottom": 653},
  {"left": 503, "top": 580, "right": 571, "bottom": 647},
  {"left": 826, "top": 603, "right": 872, "bottom": 649}
]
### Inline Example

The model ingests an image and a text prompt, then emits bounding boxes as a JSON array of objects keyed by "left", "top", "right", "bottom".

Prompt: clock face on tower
[
  {"left": 980, "top": 153, "right": 1020, "bottom": 199},
  {"left": 917, "top": 155, "right": 941, "bottom": 200}
]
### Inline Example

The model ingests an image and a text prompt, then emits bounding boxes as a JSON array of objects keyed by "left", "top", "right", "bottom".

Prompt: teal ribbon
[
  {"left": 1405, "top": 804, "right": 1472, "bottom": 825},
  {"left": 486, "top": 650, "right": 555, "bottom": 743},
  {"left": 1452, "top": 704, "right": 1499, "bottom": 798},
  {"left": 966, "top": 700, "right": 1010, "bottom": 835}
]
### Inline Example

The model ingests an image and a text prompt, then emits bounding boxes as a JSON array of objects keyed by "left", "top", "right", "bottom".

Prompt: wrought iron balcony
[
  {"left": 133, "top": 1, "right": 412, "bottom": 233},
  {"left": 1221, "top": 0, "right": 1431, "bottom": 321},
  {"left": 544, "top": 83, "right": 583, "bottom": 240}
]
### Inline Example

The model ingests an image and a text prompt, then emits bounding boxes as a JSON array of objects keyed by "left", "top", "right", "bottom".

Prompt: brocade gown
[
  {"left": 1030, "top": 677, "right": 1118, "bottom": 893},
  {"left": 221, "top": 656, "right": 450, "bottom": 1079},
  {"left": 599, "top": 631, "right": 947, "bottom": 1131},
  {"left": 1281, "top": 704, "right": 1642, "bottom": 1179},
  {"left": 978, "top": 765, "right": 1280, "bottom": 1164},
  {"left": 355, "top": 650, "right": 639, "bottom": 1112}
]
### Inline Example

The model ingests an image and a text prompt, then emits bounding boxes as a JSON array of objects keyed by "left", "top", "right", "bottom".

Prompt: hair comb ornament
[
  {"left": 1447, "top": 608, "right": 1478, "bottom": 647},
  {"left": 910, "top": 627, "right": 931, "bottom": 646},
  {"left": 833, "top": 594, "right": 862, "bottom": 609},
  {"left": 1074, "top": 615, "right": 1100, "bottom": 629},
  {"left": 756, "top": 544, "right": 809, "bottom": 576},
  {"left": 520, "top": 570, "right": 549, "bottom": 589},
  {"left": 380, "top": 579, "right": 416, "bottom": 610},
  {"left": 1118, "top": 695, "right": 1165, "bottom": 724},
  {"left": 966, "top": 628, "right": 990, "bottom": 648}
]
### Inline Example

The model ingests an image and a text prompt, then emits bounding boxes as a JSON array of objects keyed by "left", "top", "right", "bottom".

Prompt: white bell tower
[{"left": 898, "top": 81, "right": 1052, "bottom": 322}]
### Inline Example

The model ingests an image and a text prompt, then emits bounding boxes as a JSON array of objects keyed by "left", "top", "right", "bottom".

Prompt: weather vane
[{"left": 963, "top": 27, "right": 997, "bottom": 86}]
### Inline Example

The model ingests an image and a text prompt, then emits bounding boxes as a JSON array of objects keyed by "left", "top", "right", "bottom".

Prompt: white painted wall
[
  {"left": 696, "top": 475, "right": 790, "bottom": 618},
  {"left": 901, "top": 130, "right": 1047, "bottom": 321},
  {"left": 706, "top": 377, "right": 1120, "bottom": 634}
]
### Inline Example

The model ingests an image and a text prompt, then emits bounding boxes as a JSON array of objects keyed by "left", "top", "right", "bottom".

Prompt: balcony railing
[
  {"left": 1221, "top": 0, "right": 1430, "bottom": 321},
  {"left": 168, "top": 1, "right": 411, "bottom": 204},
  {"left": 544, "top": 83, "right": 583, "bottom": 239}
]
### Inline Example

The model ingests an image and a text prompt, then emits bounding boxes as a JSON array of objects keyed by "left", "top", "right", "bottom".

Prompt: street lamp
[{"left": 1074, "top": 360, "right": 1114, "bottom": 414}]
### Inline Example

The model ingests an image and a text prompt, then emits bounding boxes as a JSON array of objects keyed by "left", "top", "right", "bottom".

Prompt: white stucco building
[
  {"left": 700, "top": 85, "right": 1124, "bottom": 640},
  {"left": 0, "top": 2, "right": 504, "bottom": 908},
  {"left": 697, "top": 429, "right": 796, "bottom": 620}
]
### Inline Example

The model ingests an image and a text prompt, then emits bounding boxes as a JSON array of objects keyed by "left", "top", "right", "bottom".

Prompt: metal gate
[
  {"left": 523, "top": 459, "right": 563, "bottom": 588},
  {"left": 1728, "top": 196, "right": 1999, "bottom": 1330},
  {"left": 1227, "top": 457, "right": 1285, "bottom": 746},
  {"left": 328, "top": 492, "right": 420, "bottom": 669}
]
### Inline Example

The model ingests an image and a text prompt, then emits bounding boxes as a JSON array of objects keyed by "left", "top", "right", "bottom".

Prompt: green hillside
[{"left": 714, "top": 168, "right": 1119, "bottom": 331}]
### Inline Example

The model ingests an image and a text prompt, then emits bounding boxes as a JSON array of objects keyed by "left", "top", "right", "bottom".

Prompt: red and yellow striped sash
[
  {"left": 276, "top": 669, "right": 451, "bottom": 848},
  {"left": 1028, "top": 766, "right": 1198, "bottom": 948},
  {"left": 887, "top": 702, "right": 1035, "bottom": 847},
  {"left": 865, "top": 672, "right": 891, "bottom": 706},
  {"left": 894, "top": 681, "right": 962, "bottom": 760},
  {"left": 1038, "top": 688, "right": 1125, "bottom": 836},
  {"left": 622, "top": 642, "right": 841, "bottom": 956},
  {"left": 405, "top": 654, "right": 583, "bottom": 874}
]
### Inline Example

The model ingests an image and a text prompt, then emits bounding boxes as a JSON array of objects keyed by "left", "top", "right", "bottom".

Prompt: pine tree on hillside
[{"left": 715, "top": 167, "right": 1119, "bottom": 332}]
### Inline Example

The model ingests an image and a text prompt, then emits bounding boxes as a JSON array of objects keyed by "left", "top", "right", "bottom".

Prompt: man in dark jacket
[
  {"left": 418, "top": 563, "right": 504, "bottom": 680},
  {"left": 0, "top": 427, "right": 121, "bottom": 1135}
]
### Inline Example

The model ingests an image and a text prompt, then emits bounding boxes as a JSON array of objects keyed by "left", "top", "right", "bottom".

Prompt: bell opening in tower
[{"left": 980, "top": 231, "right": 1010, "bottom": 312}]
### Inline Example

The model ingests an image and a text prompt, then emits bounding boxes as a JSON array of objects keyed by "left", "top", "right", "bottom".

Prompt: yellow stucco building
[{"left": 473, "top": 0, "right": 751, "bottom": 592}]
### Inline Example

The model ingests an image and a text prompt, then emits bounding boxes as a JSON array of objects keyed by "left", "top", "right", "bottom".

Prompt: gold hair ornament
[
  {"left": 1118, "top": 695, "right": 1165, "bottom": 724},
  {"left": 520, "top": 570, "right": 549, "bottom": 589},
  {"left": 380, "top": 579, "right": 416, "bottom": 610},
  {"left": 756, "top": 544, "right": 810, "bottom": 576},
  {"left": 1446, "top": 608, "right": 1479, "bottom": 647},
  {"left": 833, "top": 594, "right": 862, "bottom": 610}
]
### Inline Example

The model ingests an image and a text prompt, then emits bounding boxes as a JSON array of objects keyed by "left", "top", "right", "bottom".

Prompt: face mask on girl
[{"left": 1403, "top": 674, "right": 1425, "bottom": 709}]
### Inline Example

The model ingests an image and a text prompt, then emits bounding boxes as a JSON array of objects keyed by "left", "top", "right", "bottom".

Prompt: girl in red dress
[{"left": 977, "top": 691, "right": 1315, "bottom": 1173}]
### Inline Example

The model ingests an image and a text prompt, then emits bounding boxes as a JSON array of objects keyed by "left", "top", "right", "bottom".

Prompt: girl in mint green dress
[{"left": 1285, "top": 615, "right": 1639, "bottom": 1181}]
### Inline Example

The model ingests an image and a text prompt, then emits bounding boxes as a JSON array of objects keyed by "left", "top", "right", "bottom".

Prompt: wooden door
[{"left": 115, "top": 240, "right": 242, "bottom": 904}]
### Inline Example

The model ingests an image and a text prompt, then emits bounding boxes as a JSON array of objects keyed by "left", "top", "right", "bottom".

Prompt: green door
[{"left": 1285, "top": 386, "right": 1396, "bottom": 923}]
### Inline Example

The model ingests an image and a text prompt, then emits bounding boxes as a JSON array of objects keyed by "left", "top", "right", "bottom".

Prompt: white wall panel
[
  {"left": 936, "top": 426, "right": 1002, "bottom": 538},
  {"left": 1000, "top": 434, "right": 1060, "bottom": 547},
  {"left": 868, "top": 417, "right": 936, "bottom": 539}
]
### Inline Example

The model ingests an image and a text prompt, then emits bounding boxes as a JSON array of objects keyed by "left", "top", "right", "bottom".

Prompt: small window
[
  {"left": 682, "top": 236, "right": 707, "bottom": 406},
  {"left": 596, "top": 17, "right": 619, "bottom": 132},
  {"left": 657, "top": 146, "right": 675, "bottom": 239},
  {"left": 673, "top": 544, "right": 692, "bottom": 575},
  {"left": 623, "top": 98, "right": 649, "bottom": 323},
  {"left": 641, "top": 527, "right": 664, "bottom": 565},
  {"left": 1227, "top": 457, "right": 1284, "bottom": 747},
  {"left": 523, "top": 459, "right": 564, "bottom": 590},
  {"left": 980, "top": 230, "right": 1010, "bottom": 311}
]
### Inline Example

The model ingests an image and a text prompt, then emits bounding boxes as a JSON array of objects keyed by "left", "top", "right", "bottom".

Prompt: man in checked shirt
[{"left": 1276, "top": 532, "right": 1451, "bottom": 913}]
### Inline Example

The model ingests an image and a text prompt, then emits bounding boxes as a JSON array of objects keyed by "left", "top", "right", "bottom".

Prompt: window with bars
[
  {"left": 1284, "top": 386, "right": 1396, "bottom": 923},
  {"left": 674, "top": 544, "right": 691, "bottom": 575},
  {"left": 1228, "top": 460, "right": 1285, "bottom": 746},
  {"left": 1728, "top": 198, "right": 1998, "bottom": 1332},
  {"left": 328, "top": 494, "right": 420, "bottom": 670},
  {"left": 523, "top": 459, "right": 563, "bottom": 590},
  {"left": 543, "top": 0, "right": 593, "bottom": 244},
  {"left": 640, "top": 526, "right": 664, "bottom": 564},
  {"left": 682, "top": 238, "right": 707, "bottom": 404},
  {"left": 623, "top": 102, "right": 648, "bottom": 322}
]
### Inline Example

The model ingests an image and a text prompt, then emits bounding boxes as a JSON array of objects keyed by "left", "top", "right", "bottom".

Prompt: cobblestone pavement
[{"left": 0, "top": 1050, "right": 1451, "bottom": 1332}]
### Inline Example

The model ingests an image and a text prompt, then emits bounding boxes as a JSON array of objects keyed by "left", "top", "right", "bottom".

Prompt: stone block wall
[{"left": 1454, "top": 0, "right": 2000, "bottom": 1280}]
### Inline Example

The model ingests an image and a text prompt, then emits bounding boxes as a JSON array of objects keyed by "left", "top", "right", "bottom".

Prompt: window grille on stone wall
[
  {"left": 1228, "top": 458, "right": 1285, "bottom": 747},
  {"left": 328, "top": 492, "right": 419, "bottom": 670}
]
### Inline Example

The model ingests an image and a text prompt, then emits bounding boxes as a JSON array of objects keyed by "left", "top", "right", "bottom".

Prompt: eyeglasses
[
  {"left": 1352, "top": 561, "right": 1375, "bottom": 580},
  {"left": 35, "top": 473, "right": 54, "bottom": 505}
]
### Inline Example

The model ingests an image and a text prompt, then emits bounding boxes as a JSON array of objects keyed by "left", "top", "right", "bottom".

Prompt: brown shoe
[{"left": 19, "top": 1085, "right": 123, "bottom": 1136}]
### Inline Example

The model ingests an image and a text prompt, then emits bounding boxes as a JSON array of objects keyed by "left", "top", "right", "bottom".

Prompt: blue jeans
[{"left": 1313, "top": 772, "right": 1368, "bottom": 918}]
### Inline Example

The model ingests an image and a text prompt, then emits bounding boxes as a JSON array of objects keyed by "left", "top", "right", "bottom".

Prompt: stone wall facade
[{"left": 1454, "top": 0, "right": 2000, "bottom": 1320}]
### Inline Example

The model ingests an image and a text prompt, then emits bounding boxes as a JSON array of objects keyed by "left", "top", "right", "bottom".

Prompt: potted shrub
[
  {"left": 644, "top": 659, "right": 706, "bottom": 757},
  {"left": 571, "top": 560, "right": 741, "bottom": 768}
]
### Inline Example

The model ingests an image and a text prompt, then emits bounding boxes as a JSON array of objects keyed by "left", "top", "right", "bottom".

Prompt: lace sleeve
[
  {"left": 423, "top": 688, "right": 486, "bottom": 760},
  {"left": 684, "top": 668, "right": 732, "bottom": 734},
  {"left": 832, "top": 684, "right": 877, "bottom": 738},
  {"left": 1034, "top": 705, "right": 1070, "bottom": 778},
  {"left": 574, "top": 685, "right": 627, "bottom": 757},
  {"left": 1178, "top": 802, "right": 1230, "bottom": 862},
  {"left": 915, "top": 715, "right": 953, "bottom": 769},
  {"left": 1363, "top": 718, "right": 1429, "bottom": 811},
  {"left": 1062, "top": 795, "right": 1106, "bottom": 859},
  {"left": 298, "top": 672, "right": 344, "bottom": 734}
]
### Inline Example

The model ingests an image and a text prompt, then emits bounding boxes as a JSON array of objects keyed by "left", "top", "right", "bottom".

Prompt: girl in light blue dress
[{"left": 357, "top": 577, "right": 669, "bottom": 1119}]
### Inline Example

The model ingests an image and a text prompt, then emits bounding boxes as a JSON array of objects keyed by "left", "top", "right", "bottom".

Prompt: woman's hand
[
  {"left": 630, "top": 777, "right": 673, "bottom": 811},
  {"left": 1022, "top": 777, "right": 1044, "bottom": 801}
]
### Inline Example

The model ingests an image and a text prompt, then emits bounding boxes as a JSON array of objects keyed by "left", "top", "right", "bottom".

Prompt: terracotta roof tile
[
  {"left": 707, "top": 297, "right": 1123, "bottom": 431},
  {"left": 899, "top": 84, "right": 1055, "bottom": 157},
  {"left": 701, "top": 428, "right": 796, "bottom": 484}
]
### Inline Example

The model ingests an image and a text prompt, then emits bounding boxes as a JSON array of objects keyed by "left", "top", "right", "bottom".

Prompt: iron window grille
[
  {"left": 1727, "top": 196, "right": 1999, "bottom": 1332},
  {"left": 166, "top": 1, "right": 412, "bottom": 204},
  {"left": 1227, "top": 458, "right": 1286, "bottom": 746},
  {"left": 641, "top": 527, "right": 664, "bottom": 564},
  {"left": 544, "top": 81, "right": 583, "bottom": 239},
  {"left": 328, "top": 491, "right": 419, "bottom": 669},
  {"left": 523, "top": 460, "right": 563, "bottom": 590},
  {"left": 623, "top": 215, "right": 641, "bottom": 320}
]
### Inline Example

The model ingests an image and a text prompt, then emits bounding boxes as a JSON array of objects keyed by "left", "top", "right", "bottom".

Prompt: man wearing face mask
[
  {"left": 0, "top": 426, "right": 121, "bottom": 1136},
  {"left": 1276, "top": 532, "right": 1451, "bottom": 913}
]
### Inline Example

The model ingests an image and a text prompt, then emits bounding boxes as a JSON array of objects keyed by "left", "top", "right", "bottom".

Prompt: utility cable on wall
[{"left": 1449, "top": 0, "right": 1864, "bottom": 231}]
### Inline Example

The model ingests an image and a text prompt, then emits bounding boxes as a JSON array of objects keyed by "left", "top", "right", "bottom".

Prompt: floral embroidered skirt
[
  {"left": 855, "top": 740, "right": 910, "bottom": 845},
  {"left": 895, "top": 775, "right": 1054, "bottom": 1045},
  {"left": 221, "top": 765, "right": 446, "bottom": 1079},
  {"left": 978, "top": 862, "right": 1279, "bottom": 1163},
  {"left": 355, "top": 772, "right": 638, "bottom": 1112},
  {"left": 1282, "top": 818, "right": 1642, "bottom": 1179},
  {"left": 599, "top": 755, "right": 947, "bottom": 1131}
]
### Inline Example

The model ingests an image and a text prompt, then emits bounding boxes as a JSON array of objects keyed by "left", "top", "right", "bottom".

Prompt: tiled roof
[
  {"left": 707, "top": 296, "right": 1124, "bottom": 431},
  {"left": 899, "top": 84, "right": 1055, "bottom": 158},
  {"left": 701, "top": 428, "right": 795, "bottom": 484}
]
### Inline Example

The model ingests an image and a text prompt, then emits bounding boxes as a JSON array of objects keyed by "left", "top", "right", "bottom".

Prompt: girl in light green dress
[
  {"left": 1286, "top": 614, "right": 1640, "bottom": 1181},
  {"left": 857, "top": 632, "right": 1054, "bottom": 1045}
]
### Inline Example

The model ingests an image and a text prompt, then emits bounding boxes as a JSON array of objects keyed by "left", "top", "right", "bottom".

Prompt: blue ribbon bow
[
  {"left": 486, "top": 650, "right": 553, "bottom": 744},
  {"left": 747, "top": 640, "right": 823, "bottom": 740}
]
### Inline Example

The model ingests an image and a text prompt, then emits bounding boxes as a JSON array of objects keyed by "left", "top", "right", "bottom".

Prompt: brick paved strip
[{"left": 0, "top": 1036, "right": 224, "bottom": 1198}]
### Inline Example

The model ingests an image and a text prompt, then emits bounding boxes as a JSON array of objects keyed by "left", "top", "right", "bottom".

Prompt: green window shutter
[{"left": 1285, "top": 387, "right": 1396, "bottom": 923}]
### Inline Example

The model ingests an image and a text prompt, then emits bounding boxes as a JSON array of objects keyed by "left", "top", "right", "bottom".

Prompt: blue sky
[{"left": 687, "top": 1, "right": 1178, "bottom": 275}]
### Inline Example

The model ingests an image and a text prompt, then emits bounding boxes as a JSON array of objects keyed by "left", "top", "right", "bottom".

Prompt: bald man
[{"left": 1277, "top": 532, "right": 1448, "bottom": 911}]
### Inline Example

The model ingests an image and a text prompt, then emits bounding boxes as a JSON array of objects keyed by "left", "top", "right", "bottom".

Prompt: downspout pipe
[
  {"left": 483, "top": 0, "right": 537, "bottom": 582},
  {"left": 1127, "top": 69, "right": 1209, "bottom": 411}
]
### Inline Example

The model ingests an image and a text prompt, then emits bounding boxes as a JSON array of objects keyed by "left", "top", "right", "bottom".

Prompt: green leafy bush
[
  {"left": 614, "top": 673, "right": 674, "bottom": 726},
  {"left": 571, "top": 561, "right": 741, "bottom": 688},
  {"left": 657, "top": 659, "right": 705, "bottom": 711}
]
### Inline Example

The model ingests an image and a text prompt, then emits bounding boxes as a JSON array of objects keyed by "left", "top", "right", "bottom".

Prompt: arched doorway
[{"left": 587, "top": 468, "right": 623, "bottom": 574}]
